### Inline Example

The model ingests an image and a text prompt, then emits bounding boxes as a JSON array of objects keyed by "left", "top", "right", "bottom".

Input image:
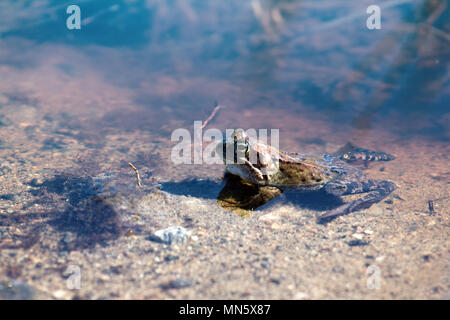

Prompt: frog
[{"left": 216, "top": 129, "right": 397, "bottom": 222}]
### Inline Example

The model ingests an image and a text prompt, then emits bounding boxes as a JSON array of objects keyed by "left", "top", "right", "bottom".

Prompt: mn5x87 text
[{"left": 223, "top": 304, "right": 270, "bottom": 315}]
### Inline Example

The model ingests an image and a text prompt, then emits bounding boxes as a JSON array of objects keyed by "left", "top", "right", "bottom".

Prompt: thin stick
[
  {"left": 201, "top": 103, "right": 221, "bottom": 129},
  {"left": 128, "top": 162, "right": 142, "bottom": 187}
]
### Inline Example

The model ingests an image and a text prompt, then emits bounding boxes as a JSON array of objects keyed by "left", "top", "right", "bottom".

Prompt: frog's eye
[{"left": 233, "top": 137, "right": 250, "bottom": 161}]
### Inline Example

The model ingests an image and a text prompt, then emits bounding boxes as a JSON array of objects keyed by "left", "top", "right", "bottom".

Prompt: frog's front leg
[
  {"left": 319, "top": 179, "right": 396, "bottom": 222},
  {"left": 225, "top": 161, "right": 265, "bottom": 184}
]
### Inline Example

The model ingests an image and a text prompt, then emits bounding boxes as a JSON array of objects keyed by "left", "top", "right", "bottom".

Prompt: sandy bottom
[{"left": 0, "top": 92, "right": 448, "bottom": 300}]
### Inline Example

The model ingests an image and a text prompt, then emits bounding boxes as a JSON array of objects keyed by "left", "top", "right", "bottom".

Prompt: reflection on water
[{"left": 0, "top": 0, "right": 448, "bottom": 140}]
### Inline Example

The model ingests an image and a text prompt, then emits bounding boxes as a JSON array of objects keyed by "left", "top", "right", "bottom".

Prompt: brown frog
[{"left": 216, "top": 129, "right": 396, "bottom": 222}]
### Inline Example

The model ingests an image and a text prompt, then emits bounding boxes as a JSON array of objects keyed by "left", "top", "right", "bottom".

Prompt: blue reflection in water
[{"left": 0, "top": 0, "right": 448, "bottom": 139}]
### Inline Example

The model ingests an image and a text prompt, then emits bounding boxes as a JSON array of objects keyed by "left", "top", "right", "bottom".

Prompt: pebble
[
  {"left": 352, "top": 233, "right": 364, "bottom": 240},
  {"left": 164, "top": 255, "right": 179, "bottom": 262},
  {"left": 259, "top": 213, "right": 280, "bottom": 222},
  {"left": 160, "top": 278, "right": 193, "bottom": 290},
  {"left": 364, "top": 229, "right": 374, "bottom": 235},
  {"left": 53, "top": 289, "right": 70, "bottom": 299},
  {"left": 148, "top": 226, "right": 191, "bottom": 245},
  {"left": 62, "top": 232, "right": 77, "bottom": 244},
  {"left": 294, "top": 292, "right": 309, "bottom": 300},
  {"left": 347, "top": 239, "right": 369, "bottom": 247},
  {"left": 270, "top": 222, "right": 282, "bottom": 230}
]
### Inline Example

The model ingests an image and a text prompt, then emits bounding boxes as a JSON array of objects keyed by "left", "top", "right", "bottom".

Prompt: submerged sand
[{"left": 0, "top": 87, "right": 448, "bottom": 299}]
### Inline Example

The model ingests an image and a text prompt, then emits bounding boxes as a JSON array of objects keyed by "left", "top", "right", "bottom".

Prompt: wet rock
[
  {"left": 0, "top": 194, "right": 16, "bottom": 201},
  {"left": 148, "top": 226, "right": 191, "bottom": 245},
  {"left": 270, "top": 278, "right": 281, "bottom": 285},
  {"left": 164, "top": 254, "right": 179, "bottom": 262},
  {"left": 347, "top": 239, "right": 370, "bottom": 247},
  {"left": 109, "top": 265, "right": 125, "bottom": 275},
  {"left": 160, "top": 278, "right": 193, "bottom": 290},
  {"left": 29, "top": 177, "right": 44, "bottom": 187},
  {"left": 422, "top": 254, "right": 432, "bottom": 262}
]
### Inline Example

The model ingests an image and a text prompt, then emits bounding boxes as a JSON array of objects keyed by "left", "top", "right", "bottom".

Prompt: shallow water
[
  {"left": 1, "top": 0, "right": 448, "bottom": 141},
  {"left": 0, "top": 0, "right": 449, "bottom": 300}
]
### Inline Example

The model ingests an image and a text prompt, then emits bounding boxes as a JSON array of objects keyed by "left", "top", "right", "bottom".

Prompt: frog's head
[
  {"left": 216, "top": 129, "right": 279, "bottom": 184},
  {"left": 216, "top": 129, "right": 250, "bottom": 165}
]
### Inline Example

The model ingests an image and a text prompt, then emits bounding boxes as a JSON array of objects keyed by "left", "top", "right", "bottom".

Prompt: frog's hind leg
[
  {"left": 318, "top": 180, "right": 396, "bottom": 222},
  {"left": 333, "top": 143, "right": 395, "bottom": 163}
]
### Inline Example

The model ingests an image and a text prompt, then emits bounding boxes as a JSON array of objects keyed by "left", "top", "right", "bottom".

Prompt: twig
[
  {"left": 193, "top": 103, "right": 222, "bottom": 159},
  {"left": 201, "top": 103, "right": 221, "bottom": 129},
  {"left": 128, "top": 162, "right": 142, "bottom": 187}
]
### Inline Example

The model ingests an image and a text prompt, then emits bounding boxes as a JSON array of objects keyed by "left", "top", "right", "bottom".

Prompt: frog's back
[{"left": 269, "top": 151, "right": 340, "bottom": 189}]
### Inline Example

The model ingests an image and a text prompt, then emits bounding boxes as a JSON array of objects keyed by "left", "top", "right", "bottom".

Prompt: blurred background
[{"left": 0, "top": 0, "right": 448, "bottom": 144}]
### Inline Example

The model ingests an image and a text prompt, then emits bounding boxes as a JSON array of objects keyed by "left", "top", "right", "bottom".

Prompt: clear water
[
  {"left": 0, "top": 0, "right": 448, "bottom": 141},
  {"left": 0, "top": 1, "right": 449, "bottom": 299}
]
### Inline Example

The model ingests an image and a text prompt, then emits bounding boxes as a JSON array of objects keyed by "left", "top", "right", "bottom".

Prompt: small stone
[
  {"left": 422, "top": 254, "right": 432, "bottom": 262},
  {"left": 270, "top": 278, "right": 280, "bottom": 285},
  {"left": 53, "top": 289, "right": 68, "bottom": 299},
  {"left": 164, "top": 255, "right": 179, "bottom": 262},
  {"left": 270, "top": 222, "right": 281, "bottom": 230},
  {"left": 160, "top": 278, "right": 193, "bottom": 290},
  {"left": 347, "top": 239, "right": 369, "bottom": 247},
  {"left": 364, "top": 229, "right": 374, "bottom": 235},
  {"left": 259, "top": 213, "right": 280, "bottom": 222},
  {"left": 148, "top": 226, "right": 191, "bottom": 245},
  {"left": 62, "top": 232, "right": 77, "bottom": 244},
  {"left": 294, "top": 292, "right": 309, "bottom": 299},
  {"left": 375, "top": 256, "right": 385, "bottom": 262},
  {"left": 29, "top": 177, "right": 44, "bottom": 187},
  {"left": 352, "top": 233, "right": 364, "bottom": 240},
  {"left": 109, "top": 265, "right": 124, "bottom": 274}
]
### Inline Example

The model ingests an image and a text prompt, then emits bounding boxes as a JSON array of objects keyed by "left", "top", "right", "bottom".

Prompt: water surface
[{"left": 0, "top": 0, "right": 448, "bottom": 143}]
